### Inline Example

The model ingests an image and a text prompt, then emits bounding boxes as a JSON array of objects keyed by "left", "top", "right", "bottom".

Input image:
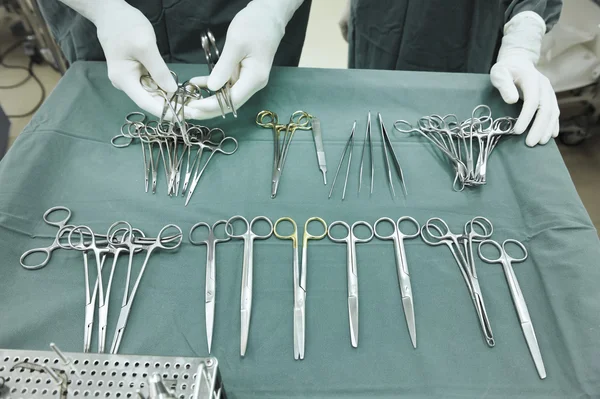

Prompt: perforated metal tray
[{"left": 0, "top": 349, "right": 224, "bottom": 399}]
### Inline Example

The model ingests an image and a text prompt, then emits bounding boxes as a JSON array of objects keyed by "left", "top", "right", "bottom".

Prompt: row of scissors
[
  {"left": 20, "top": 206, "right": 184, "bottom": 355},
  {"left": 19, "top": 208, "right": 544, "bottom": 378},
  {"left": 330, "top": 112, "right": 407, "bottom": 200},
  {"left": 112, "top": 111, "right": 238, "bottom": 205},
  {"left": 394, "top": 104, "right": 517, "bottom": 191},
  {"left": 256, "top": 110, "right": 328, "bottom": 198},
  {"left": 189, "top": 215, "right": 545, "bottom": 379}
]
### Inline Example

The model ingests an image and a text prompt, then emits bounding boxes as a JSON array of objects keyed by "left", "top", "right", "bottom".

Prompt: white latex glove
[
  {"left": 59, "top": 0, "right": 178, "bottom": 117},
  {"left": 490, "top": 11, "right": 560, "bottom": 147},
  {"left": 185, "top": 0, "right": 304, "bottom": 120},
  {"left": 339, "top": 0, "right": 350, "bottom": 43}
]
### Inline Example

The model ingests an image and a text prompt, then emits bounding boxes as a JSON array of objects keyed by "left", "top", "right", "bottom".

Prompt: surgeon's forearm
[
  {"left": 248, "top": 0, "right": 305, "bottom": 29},
  {"left": 57, "top": 0, "right": 128, "bottom": 25}
]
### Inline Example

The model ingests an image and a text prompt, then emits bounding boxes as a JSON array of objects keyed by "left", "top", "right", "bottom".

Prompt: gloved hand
[
  {"left": 185, "top": 0, "right": 303, "bottom": 120},
  {"left": 59, "top": 0, "right": 178, "bottom": 117},
  {"left": 338, "top": 0, "right": 351, "bottom": 43},
  {"left": 490, "top": 11, "right": 560, "bottom": 147}
]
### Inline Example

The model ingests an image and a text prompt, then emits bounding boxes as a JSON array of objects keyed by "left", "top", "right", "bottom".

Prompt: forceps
[
  {"left": 328, "top": 220, "right": 374, "bottom": 347},
  {"left": 189, "top": 220, "right": 231, "bottom": 353},
  {"left": 201, "top": 30, "right": 237, "bottom": 118},
  {"left": 67, "top": 225, "right": 110, "bottom": 353},
  {"left": 421, "top": 217, "right": 495, "bottom": 347},
  {"left": 374, "top": 216, "right": 420, "bottom": 348},
  {"left": 256, "top": 110, "right": 312, "bottom": 198},
  {"left": 274, "top": 217, "right": 328, "bottom": 360},
  {"left": 379, "top": 113, "right": 407, "bottom": 197},
  {"left": 479, "top": 239, "right": 546, "bottom": 379},
  {"left": 329, "top": 121, "right": 356, "bottom": 200},
  {"left": 358, "top": 112, "right": 374, "bottom": 195},
  {"left": 110, "top": 225, "right": 183, "bottom": 354},
  {"left": 184, "top": 135, "right": 239, "bottom": 206},
  {"left": 226, "top": 215, "right": 273, "bottom": 356}
]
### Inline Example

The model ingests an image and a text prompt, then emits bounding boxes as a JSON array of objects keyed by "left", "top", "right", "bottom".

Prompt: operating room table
[{"left": 0, "top": 61, "right": 598, "bottom": 398}]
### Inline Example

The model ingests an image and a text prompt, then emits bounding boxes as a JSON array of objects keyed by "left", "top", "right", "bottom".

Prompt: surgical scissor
[
  {"left": 110, "top": 224, "right": 183, "bottom": 354},
  {"left": 421, "top": 217, "right": 495, "bottom": 347},
  {"left": 226, "top": 215, "right": 273, "bottom": 356},
  {"left": 328, "top": 220, "right": 374, "bottom": 347},
  {"left": 478, "top": 238, "right": 546, "bottom": 379},
  {"left": 374, "top": 216, "right": 420, "bottom": 348},
  {"left": 189, "top": 220, "right": 231, "bottom": 354},
  {"left": 274, "top": 217, "right": 327, "bottom": 360}
]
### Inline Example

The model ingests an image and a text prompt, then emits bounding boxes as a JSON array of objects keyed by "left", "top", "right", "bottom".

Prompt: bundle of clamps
[{"left": 21, "top": 207, "right": 545, "bottom": 380}]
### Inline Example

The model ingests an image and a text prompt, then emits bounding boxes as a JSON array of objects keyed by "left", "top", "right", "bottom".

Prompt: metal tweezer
[
  {"left": 359, "top": 111, "right": 374, "bottom": 194},
  {"left": 329, "top": 121, "right": 356, "bottom": 200},
  {"left": 311, "top": 118, "right": 328, "bottom": 184},
  {"left": 378, "top": 113, "right": 407, "bottom": 197}
]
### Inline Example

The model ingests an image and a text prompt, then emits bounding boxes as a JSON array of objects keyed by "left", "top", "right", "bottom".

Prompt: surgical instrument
[
  {"left": 478, "top": 238, "right": 546, "bottom": 379},
  {"left": 379, "top": 113, "right": 407, "bottom": 197},
  {"left": 112, "top": 75, "right": 239, "bottom": 202},
  {"left": 184, "top": 135, "right": 239, "bottom": 206},
  {"left": 20, "top": 206, "right": 179, "bottom": 270},
  {"left": 394, "top": 105, "right": 517, "bottom": 191},
  {"left": 256, "top": 110, "right": 313, "bottom": 198},
  {"left": 311, "top": 118, "right": 328, "bottom": 184},
  {"left": 327, "top": 220, "right": 374, "bottom": 347},
  {"left": 226, "top": 215, "right": 274, "bottom": 356},
  {"left": 274, "top": 217, "right": 328, "bottom": 359},
  {"left": 374, "top": 216, "right": 420, "bottom": 348},
  {"left": 110, "top": 224, "right": 183, "bottom": 354},
  {"left": 421, "top": 216, "right": 495, "bottom": 347},
  {"left": 358, "top": 112, "right": 374, "bottom": 195},
  {"left": 189, "top": 220, "right": 231, "bottom": 353},
  {"left": 329, "top": 121, "right": 356, "bottom": 200},
  {"left": 201, "top": 29, "right": 237, "bottom": 118}
]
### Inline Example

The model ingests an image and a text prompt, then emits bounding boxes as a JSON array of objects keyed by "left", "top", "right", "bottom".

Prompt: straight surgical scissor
[
  {"left": 189, "top": 220, "right": 231, "bottom": 354},
  {"left": 274, "top": 217, "right": 327, "bottom": 360},
  {"left": 226, "top": 215, "right": 273, "bottom": 357},
  {"left": 328, "top": 220, "right": 374, "bottom": 347},
  {"left": 478, "top": 238, "right": 546, "bottom": 379},
  {"left": 374, "top": 216, "right": 420, "bottom": 348}
]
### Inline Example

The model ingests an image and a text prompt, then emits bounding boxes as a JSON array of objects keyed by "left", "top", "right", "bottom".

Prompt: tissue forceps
[
  {"left": 110, "top": 224, "right": 183, "bottom": 354},
  {"left": 226, "top": 215, "right": 273, "bottom": 356},
  {"left": 479, "top": 239, "right": 546, "bottom": 379},
  {"left": 328, "top": 220, "right": 374, "bottom": 347},
  {"left": 374, "top": 216, "right": 421, "bottom": 348},
  {"left": 359, "top": 112, "right": 373, "bottom": 195},
  {"left": 329, "top": 121, "right": 356, "bottom": 200},
  {"left": 189, "top": 220, "right": 231, "bottom": 353},
  {"left": 379, "top": 113, "right": 407, "bottom": 197},
  {"left": 274, "top": 217, "right": 328, "bottom": 359}
]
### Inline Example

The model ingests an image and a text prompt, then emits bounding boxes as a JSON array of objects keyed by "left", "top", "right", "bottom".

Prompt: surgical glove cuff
[{"left": 498, "top": 11, "right": 547, "bottom": 65}]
